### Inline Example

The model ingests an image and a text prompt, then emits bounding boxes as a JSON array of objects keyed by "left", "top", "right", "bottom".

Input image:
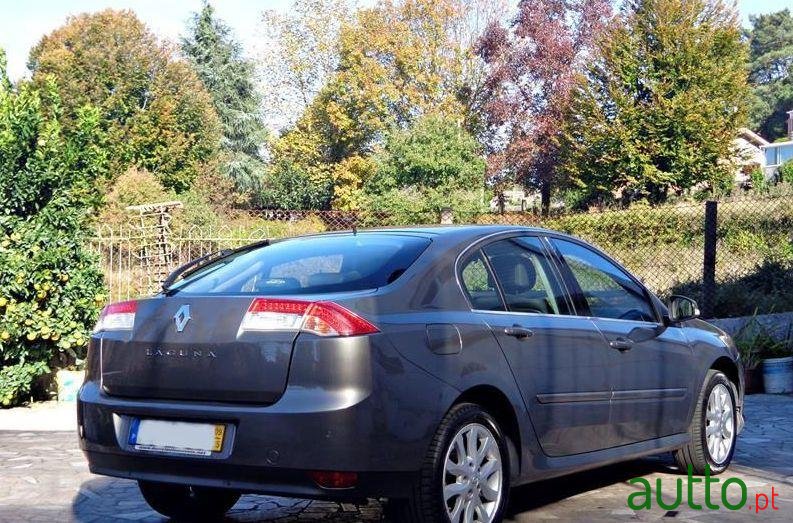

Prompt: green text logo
[{"left": 628, "top": 465, "right": 779, "bottom": 513}]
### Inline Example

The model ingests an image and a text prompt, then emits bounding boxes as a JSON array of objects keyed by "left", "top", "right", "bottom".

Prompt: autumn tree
[
  {"left": 258, "top": 0, "right": 353, "bottom": 131},
  {"left": 28, "top": 9, "right": 221, "bottom": 192},
  {"left": 560, "top": 0, "right": 749, "bottom": 205},
  {"left": 325, "top": 0, "right": 487, "bottom": 153},
  {"left": 266, "top": 0, "right": 502, "bottom": 210},
  {"left": 478, "top": 0, "right": 612, "bottom": 212},
  {"left": 183, "top": 3, "right": 267, "bottom": 197},
  {"left": 746, "top": 9, "right": 793, "bottom": 141}
]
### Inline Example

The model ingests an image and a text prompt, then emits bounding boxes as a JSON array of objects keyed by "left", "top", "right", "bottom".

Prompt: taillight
[
  {"left": 93, "top": 300, "right": 137, "bottom": 333},
  {"left": 239, "top": 298, "right": 379, "bottom": 337}
]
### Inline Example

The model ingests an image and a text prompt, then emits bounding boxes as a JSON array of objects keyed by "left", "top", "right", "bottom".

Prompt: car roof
[{"left": 296, "top": 224, "right": 565, "bottom": 242}]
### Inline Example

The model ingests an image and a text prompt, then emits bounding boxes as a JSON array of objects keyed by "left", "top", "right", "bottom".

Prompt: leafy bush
[
  {"left": 780, "top": 159, "right": 793, "bottom": 185},
  {"left": 750, "top": 167, "right": 767, "bottom": 192},
  {"left": 361, "top": 186, "right": 488, "bottom": 226},
  {"left": 0, "top": 65, "right": 107, "bottom": 407},
  {"left": 545, "top": 203, "right": 703, "bottom": 247},
  {"left": 359, "top": 115, "right": 488, "bottom": 223},
  {"left": 672, "top": 260, "right": 793, "bottom": 318},
  {"left": 260, "top": 161, "right": 333, "bottom": 211},
  {"left": 100, "top": 168, "right": 224, "bottom": 231},
  {"left": 0, "top": 362, "right": 49, "bottom": 406},
  {"left": 100, "top": 168, "right": 174, "bottom": 224},
  {"left": 371, "top": 115, "right": 485, "bottom": 193}
]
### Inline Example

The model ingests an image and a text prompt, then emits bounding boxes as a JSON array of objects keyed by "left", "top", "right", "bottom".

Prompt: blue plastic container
[{"left": 762, "top": 356, "right": 793, "bottom": 394}]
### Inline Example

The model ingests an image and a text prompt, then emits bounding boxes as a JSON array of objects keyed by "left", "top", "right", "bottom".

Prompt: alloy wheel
[
  {"left": 705, "top": 383, "right": 735, "bottom": 465},
  {"left": 442, "top": 422, "right": 503, "bottom": 523}
]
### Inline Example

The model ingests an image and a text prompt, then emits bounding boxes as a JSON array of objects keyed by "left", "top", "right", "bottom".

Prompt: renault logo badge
[{"left": 174, "top": 304, "right": 191, "bottom": 332}]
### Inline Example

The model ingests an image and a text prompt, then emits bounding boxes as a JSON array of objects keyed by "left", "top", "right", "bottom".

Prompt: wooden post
[
  {"left": 702, "top": 201, "right": 717, "bottom": 318},
  {"left": 126, "top": 201, "right": 183, "bottom": 294}
]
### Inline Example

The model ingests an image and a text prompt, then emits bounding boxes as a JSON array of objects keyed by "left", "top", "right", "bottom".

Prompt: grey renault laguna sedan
[{"left": 79, "top": 226, "right": 744, "bottom": 522}]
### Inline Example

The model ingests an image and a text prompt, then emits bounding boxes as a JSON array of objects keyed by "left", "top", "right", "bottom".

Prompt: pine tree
[
  {"left": 182, "top": 2, "right": 267, "bottom": 197},
  {"left": 746, "top": 9, "right": 793, "bottom": 141}
]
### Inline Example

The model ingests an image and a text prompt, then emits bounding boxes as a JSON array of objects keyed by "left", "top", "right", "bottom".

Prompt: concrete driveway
[{"left": 0, "top": 394, "right": 791, "bottom": 522}]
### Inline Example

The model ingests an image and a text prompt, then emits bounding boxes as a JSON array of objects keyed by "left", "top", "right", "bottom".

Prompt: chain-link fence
[{"left": 90, "top": 192, "right": 793, "bottom": 319}]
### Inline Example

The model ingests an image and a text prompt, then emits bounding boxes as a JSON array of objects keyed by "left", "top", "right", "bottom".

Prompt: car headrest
[
  {"left": 490, "top": 254, "right": 537, "bottom": 290},
  {"left": 513, "top": 260, "right": 536, "bottom": 288}
]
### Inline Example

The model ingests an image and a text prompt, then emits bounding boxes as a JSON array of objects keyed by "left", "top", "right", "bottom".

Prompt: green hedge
[{"left": 461, "top": 194, "right": 793, "bottom": 317}]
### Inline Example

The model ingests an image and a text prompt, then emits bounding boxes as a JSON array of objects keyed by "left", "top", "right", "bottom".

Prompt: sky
[{"left": 0, "top": 0, "right": 791, "bottom": 82}]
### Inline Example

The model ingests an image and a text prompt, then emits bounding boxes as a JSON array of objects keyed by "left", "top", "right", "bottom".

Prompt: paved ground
[
  {"left": 0, "top": 394, "right": 791, "bottom": 522},
  {"left": 0, "top": 399, "right": 76, "bottom": 431}
]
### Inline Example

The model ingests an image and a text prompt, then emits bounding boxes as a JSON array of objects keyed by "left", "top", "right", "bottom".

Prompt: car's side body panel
[
  {"left": 484, "top": 312, "right": 614, "bottom": 457},
  {"left": 594, "top": 319, "right": 696, "bottom": 446}
]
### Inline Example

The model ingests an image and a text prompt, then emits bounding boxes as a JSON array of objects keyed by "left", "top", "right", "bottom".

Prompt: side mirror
[{"left": 668, "top": 295, "right": 700, "bottom": 323}]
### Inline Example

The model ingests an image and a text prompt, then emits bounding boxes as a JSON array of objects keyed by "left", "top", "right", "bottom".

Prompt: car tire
[
  {"left": 673, "top": 370, "right": 737, "bottom": 475},
  {"left": 390, "top": 402, "right": 511, "bottom": 522},
  {"left": 138, "top": 480, "right": 241, "bottom": 521}
]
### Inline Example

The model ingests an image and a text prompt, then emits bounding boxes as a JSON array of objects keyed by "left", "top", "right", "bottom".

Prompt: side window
[
  {"left": 482, "top": 237, "right": 565, "bottom": 315},
  {"left": 552, "top": 239, "right": 656, "bottom": 322},
  {"left": 460, "top": 251, "right": 505, "bottom": 311}
]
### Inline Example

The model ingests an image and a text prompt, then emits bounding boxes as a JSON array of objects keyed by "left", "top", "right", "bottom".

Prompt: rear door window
[
  {"left": 171, "top": 234, "right": 430, "bottom": 295},
  {"left": 482, "top": 237, "right": 567, "bottom": 315},
  {"left": 459, "top": 251, "right": 505, "bottom": 311}
]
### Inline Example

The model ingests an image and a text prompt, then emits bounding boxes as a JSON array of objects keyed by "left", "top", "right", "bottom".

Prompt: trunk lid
[{"left": 100, "top": 296, "right": 296, "bottom": 404}]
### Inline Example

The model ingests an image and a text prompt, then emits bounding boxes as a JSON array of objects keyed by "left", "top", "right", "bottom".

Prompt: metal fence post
[{"left": 702, "top": 200, "right": 718, "bottom": 318}]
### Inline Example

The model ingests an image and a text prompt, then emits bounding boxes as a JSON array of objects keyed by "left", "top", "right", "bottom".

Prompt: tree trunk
[{"left": 540, "top": 181, "right": 551, "bottom": 216}]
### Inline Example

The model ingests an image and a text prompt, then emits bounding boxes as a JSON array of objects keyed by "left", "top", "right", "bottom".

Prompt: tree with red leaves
[{"left": 477, "top": 0, "right": 612, "bottom": 212}]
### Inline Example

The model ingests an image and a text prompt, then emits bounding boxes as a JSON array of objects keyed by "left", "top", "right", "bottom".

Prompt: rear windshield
[{"left": 169, "top": 234, "right": 431, "bottom": 295}]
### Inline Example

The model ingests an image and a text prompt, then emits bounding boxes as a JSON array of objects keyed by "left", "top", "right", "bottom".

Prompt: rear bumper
[
  {"left": 78, "top": 334, "right": 459, "bottom": 499},
  {"left": 79, "top": 381, "right": 420, "bottom": 499},
  {"left": 84, "top": 445, "right": 414, "bottom": 500}
]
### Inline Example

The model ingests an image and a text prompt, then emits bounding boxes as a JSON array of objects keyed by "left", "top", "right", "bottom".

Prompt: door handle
[
  {"left": 609, "top": 337, "right": 634, "bottom": 351},
  {"left": 504, "top": 325, "right": 534, "bottom": 339}
]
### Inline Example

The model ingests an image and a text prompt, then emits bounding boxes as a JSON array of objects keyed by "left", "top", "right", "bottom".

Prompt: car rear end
[{"left": 78, "top": 232, "right": 455, "bottom": 500}]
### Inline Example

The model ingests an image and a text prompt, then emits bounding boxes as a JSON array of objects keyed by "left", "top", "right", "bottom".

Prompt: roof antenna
[{"left": 352, "top": 222, "right": 358, "bottom": 235}]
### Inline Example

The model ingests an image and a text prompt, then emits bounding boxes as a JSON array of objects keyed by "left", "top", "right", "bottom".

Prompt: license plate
[{"left": 129, "top": 419, "right": 225, "bottom": 456}]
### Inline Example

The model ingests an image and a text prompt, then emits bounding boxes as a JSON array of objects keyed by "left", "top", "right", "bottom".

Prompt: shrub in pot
[
  {"left": 736, "top": 341, "right": 763, "bottom": 394},
  {"left": 760, "top": 325, "right": 793, "bottom": 394},
  {"left": 733, "top": 318, "right": 766, "bottom": 394}
]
